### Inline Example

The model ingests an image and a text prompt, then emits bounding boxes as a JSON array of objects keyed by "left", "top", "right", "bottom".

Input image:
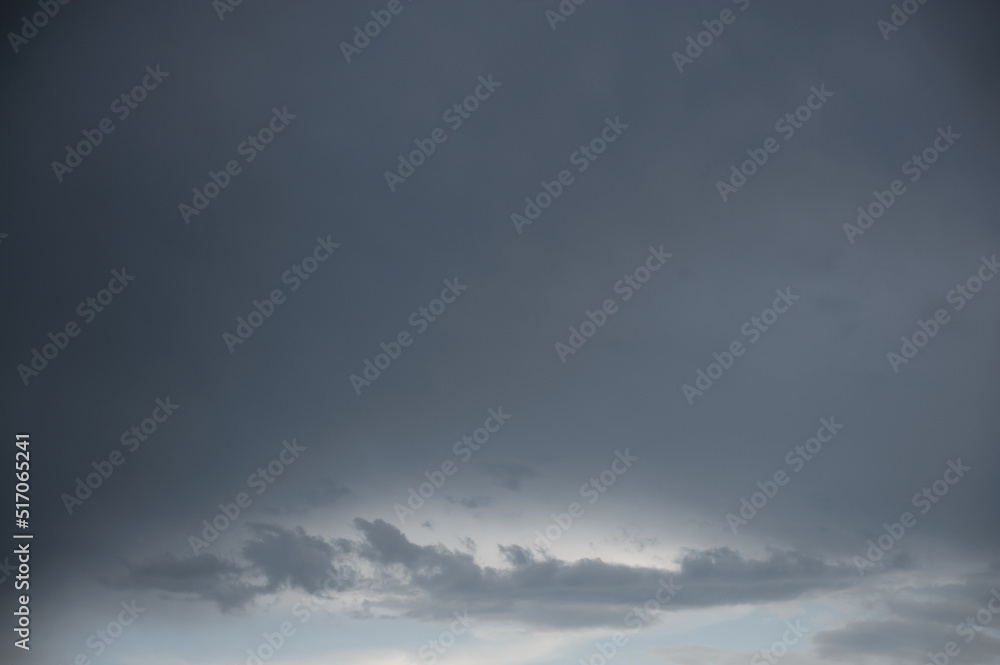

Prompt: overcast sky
[{"left": 2, "top": 1, "right": 999, "bottom": 664}]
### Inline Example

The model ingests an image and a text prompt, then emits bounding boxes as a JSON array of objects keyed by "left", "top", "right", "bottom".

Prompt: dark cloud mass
[
  {"left": 1, "top": 0, "right": 998, "bottom": 663},
  {"left": 114, "top": 520, "right": 864, "bottom": 628}
]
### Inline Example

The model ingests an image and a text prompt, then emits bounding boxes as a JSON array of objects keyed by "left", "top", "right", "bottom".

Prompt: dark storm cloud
[
  {"left": 111, "top": 524, "right": 355, "bottom": 612},
  {"left": 6, "top": 0, "right": 996, "bottom": 586},
  {"left": 668, "top": 547, "right": 858, "bottom": 606},
  {"left": 113, "top": 519, "right": 865, "bottom": 628},
  {"left": 109, "top": 553, "right": 260, "bottom": 612},
  {"left": 1, "top": 0, "right": 998, "bottom": 661},
  {"left": 240, "top": 523, "right": 342, "bottom": 594}
]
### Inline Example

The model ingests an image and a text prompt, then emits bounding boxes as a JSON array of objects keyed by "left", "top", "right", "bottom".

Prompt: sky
[{"left": 1, "top": 1, "right": 999, "bottom": 664}]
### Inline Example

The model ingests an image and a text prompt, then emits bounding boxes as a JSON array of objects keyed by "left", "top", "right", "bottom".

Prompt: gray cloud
[
  {"left": 109, "top": 553, "right": 260, "bottom": 613},
  {"left": 3, "top": 0, "right": 998, "bottom": 661},
  {"left": 812, "top": 571, "right": 1000, "bottom": 663},
  {"left": 114, "top": 518, "right": 866, "bottom": 628},
  {"left": 240, "top": 522, "right": 343, "bottom": 594},
  {"left": 111, "top": 523, "right": 355, "bottom": 611}
]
